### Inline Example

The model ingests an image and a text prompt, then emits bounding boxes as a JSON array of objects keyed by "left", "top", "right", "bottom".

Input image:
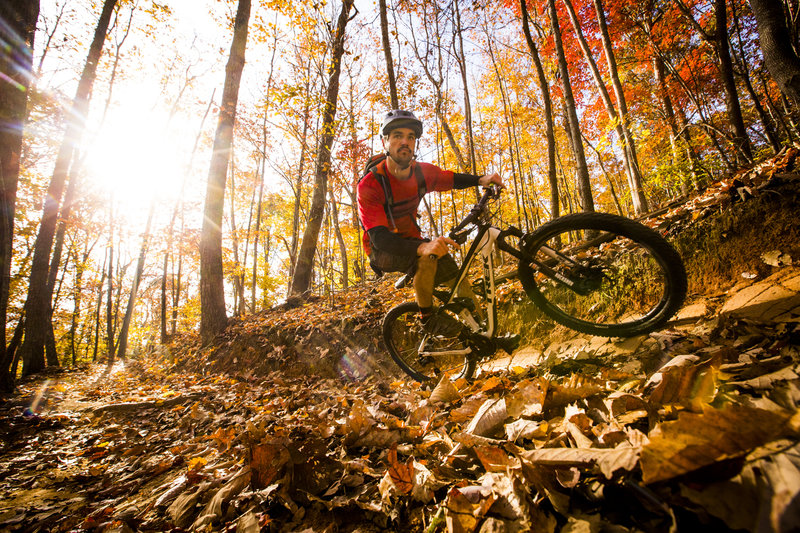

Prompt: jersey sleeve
[
  {"left": 418, "top": 162, "right": 454, "bottom": 193},
  {"left": 357, "top": 173, "right": 390, "bottom": 232}
]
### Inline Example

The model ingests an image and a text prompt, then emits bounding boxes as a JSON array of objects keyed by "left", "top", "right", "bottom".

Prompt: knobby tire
[{"left": 518, "top": 212, "right": 687, "bottom": 337}]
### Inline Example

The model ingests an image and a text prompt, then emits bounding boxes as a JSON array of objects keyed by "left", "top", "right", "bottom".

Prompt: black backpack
[{"left": 358, "top": 153, "right": 427, "bottom": 231}]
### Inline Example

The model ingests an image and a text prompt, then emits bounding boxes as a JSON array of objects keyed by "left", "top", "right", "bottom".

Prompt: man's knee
[{"left": 416, "top": 254, "right": 438, "bottom": 272}]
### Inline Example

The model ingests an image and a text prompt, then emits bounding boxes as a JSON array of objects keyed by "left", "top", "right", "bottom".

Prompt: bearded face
[{"left": 383, "top": 127, "right": 417, "bottom": 169}]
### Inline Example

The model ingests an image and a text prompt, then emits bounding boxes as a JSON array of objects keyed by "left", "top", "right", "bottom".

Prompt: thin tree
[
  {"left": 116, "top": 205, "right": 154, "bottom": 359},
  {"left": 676, "top": 0, "right": 753, "bottom": 163},
  {"left": 520, "top": 0, "right": 559, "bottom": 221},
  {"left": 547, "top": 0, "right": 594, "bottom": 212},
  {"left": 379, "top": 0, "right": 399, "bottom": 109},
  {"left": 0, "top": 1, "right": 39, "bottom": 391},
  {"left": 199, "top": 0, "right": 251, "bottom": 342},
  {"left": 290, "top": 0, "right": 356, "bottom": 295},
  {"left": 19, "top": 0, "right": 118, "bottom": 377}
]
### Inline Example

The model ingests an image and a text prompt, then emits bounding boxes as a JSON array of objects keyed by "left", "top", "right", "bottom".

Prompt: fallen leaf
[{"left": 640, "top": 404, "right": 792, "bottom": 484}]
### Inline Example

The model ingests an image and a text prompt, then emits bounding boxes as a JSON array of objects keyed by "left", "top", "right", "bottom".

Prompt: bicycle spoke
[
  {"left": 383, "top": 302, "right": 475, "bottom": 381},
  {"left": 519, "top": 213, "right": 686, "bottom": 337}
]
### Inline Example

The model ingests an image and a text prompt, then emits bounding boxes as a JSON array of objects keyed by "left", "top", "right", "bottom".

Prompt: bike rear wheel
[
  {"left": 382, "top": 301, "right": 476, "bottom": 382},
  {"left": 518, "top": 213, "right": 687, "bottom": 337}
]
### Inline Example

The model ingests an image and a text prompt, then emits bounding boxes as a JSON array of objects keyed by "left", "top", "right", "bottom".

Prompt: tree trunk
[
  {"left": 19, "top": 0, "right": 117, "bottom": 377},
  {"left": 749, "top": 0, "right": 800, "bottom": 106},
  {"left": 329, "top": 190, "right": 348, "bottom": 289},
  {"left": 116, "top": 205, "right": 154, "bottom": 359},
  {"left": 547, "top": 0, "right": 594, "bottom": 212},
  {"left": 520, "top": 0, "right": 558, "bottom": 221},
  {"left": 199, "top": 0, "right": 251, "bottom": 342},
  {"left": 715, "top": 0, "right": 753, "bottom": 163},
  {"left": 290, "top": 0, "right": 355, "bottom": 295},
  {"left": 453, "top": 1, "right": 478, "bottom": 177},
  {"left": 591, "top": 0, "right": 649, "bottom": 213},
  {"left": 0, "top": 0, "right": 39, "bottom": 391},
  {"left": 105, "top": 238, "right": 114, "bottom": 368},
  {"left": 379, "top": 0, "right": 399, "bottom": 109}
]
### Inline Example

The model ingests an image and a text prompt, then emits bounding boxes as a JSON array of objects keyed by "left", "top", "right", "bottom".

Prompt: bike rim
[
  {"left": 384, "top": 305, "right": 472, "bottom": 382},
  {"left": 527, "top": 226, "right": 674, "bottom": 331}
]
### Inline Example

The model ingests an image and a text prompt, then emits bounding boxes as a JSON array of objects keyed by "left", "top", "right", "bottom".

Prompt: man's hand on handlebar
[
  {"left": 478, "top": 172, "right": 503, "bottom": 189},
  {"left": 417, "top": 236, "right": 458, "bottom": 259}
]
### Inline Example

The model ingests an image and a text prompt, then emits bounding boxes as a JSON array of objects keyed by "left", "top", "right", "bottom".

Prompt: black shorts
[{"left": 369, "top": 242, "right": 460, "bottom": 286}]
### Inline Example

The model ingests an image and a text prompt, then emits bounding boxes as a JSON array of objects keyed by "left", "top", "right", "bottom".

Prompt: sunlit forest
[{"left": 2, "top": 0, "right": 797, "bottom": 387}]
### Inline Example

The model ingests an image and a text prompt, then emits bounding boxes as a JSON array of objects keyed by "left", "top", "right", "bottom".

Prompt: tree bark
[
  {"left": 379, "top": 0, "right": 399, "bottom": 109},
  {"left": 715, "top": 0, "right": 753, "bottom": 163},
  {"left": 0, "top": 0, "right": 39, "bottom": 391},
  {"left": 116, "top": 206, "right": 154, "bottom": 359},
  {"left": 591, "top": 0, "right": 649, "bottom": 213},
  {"left": 19, "top": 0, "right": 117, "bottom": 377},
  {"left": 749, "top": 0, "right": 800, "bottom": 106},
  {"left": 199, "top": 0, "right": 251, "bottom": 342},
  {"left": 547, "top": 0, "right": 594, "bottom": 212},
  {"left": 453, "top": 1, "right": 478, "bottom": 177},
  {"left": 290, "top": 0, "right": 355, "bottom": 295},
  {"left": 520, "top": 0, "right": 558, "bottom": 221}
]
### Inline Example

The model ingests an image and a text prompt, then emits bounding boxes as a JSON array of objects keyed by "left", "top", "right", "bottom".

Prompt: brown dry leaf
[
  {"left": 505, "top": 378, "right": 548, "bottom": 418},
  {"left": 505, "top": 419, "right": 548, "bottom": 442},
  {"left": 679, "top": 440, "right": 800, "bottom": 532},
  {"left": 606, "top": 391, "right": 648, "bottom": 418},
  {"left": 464, "top": 398, "right": 508, "bottom": 438},
  {"left": 546, "top": 379, "right": 604, "bottom": 411},
  {"left": 645, "top": 354, "right": 721, "bottom": 409},
  {"left": 640, "top": 404, "right": 792, "bottom": 484},
  {"left": 342, "top": 401, "right": 375, "bottom": 445},
  {"left": 249, "top": 437, "right": 290, "bottom": 488},
  {"left": 515, "top": 445, "right": 640, "bottom": 480},
  {"left": 444, "top": 485, "right": 494, "bottom": 533},
  {"left": 207, "top": 426, "right": 236, "bottom": 450},
  {"left": 193, "top": 466, "right": 251, "bottom": 529},
  {"left": 387, "top": 446, "right": 414, "bottom": 495},
  {"left": 351, "top": 426, "right": 423, "bottom": 448},
  {"left": 449, "top": 393, "right": 488, "bottom": 424},
  {"left": 474, "top": 445, "right": 518, "bottom": 473},
  {"left": 480, "top": 471, "right": 535, "bottom": 528},
  {"left": 430, "top": 375, "right": 461, "bottom": 405}
]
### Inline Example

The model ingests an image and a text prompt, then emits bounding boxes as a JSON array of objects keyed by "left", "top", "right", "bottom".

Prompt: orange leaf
[{"left": 387, "top": 446, "right": 414, "bottom": 495}]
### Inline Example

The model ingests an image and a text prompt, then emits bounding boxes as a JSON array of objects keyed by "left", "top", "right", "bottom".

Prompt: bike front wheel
[
  {"left": 382, "top": 301, "right": 476, "bottom": 382},
  {"left": 518, "top": 213, "right": 687, "bottom": 337}
]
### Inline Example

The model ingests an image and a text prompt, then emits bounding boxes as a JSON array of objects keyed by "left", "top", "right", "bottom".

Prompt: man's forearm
[
  {"left": 368, "top": 226, "right": 421, "bottom": 256},
  {"left": 453, "top": 173, "right": 481, "bottom": 189}
]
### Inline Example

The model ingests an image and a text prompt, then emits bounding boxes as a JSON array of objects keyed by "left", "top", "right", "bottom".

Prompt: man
[{"left": 357, "top": 110, "right": 504, "bottom": 336}]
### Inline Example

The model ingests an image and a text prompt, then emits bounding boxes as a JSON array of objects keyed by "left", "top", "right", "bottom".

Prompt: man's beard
[{"left": 390, "top": 147, "right": 413, "bottom": 169}]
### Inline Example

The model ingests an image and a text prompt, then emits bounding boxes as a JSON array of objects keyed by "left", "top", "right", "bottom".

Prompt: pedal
[{"left": 496, "top": 333, "right": 521, "bottom": 355}]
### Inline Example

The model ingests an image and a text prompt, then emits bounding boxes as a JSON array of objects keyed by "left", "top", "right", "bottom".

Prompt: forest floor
[{"left": 2, "top": 149, "right": 800, "bottom": 533}]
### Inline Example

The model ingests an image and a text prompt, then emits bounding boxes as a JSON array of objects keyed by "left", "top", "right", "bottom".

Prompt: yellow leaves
[{"left": 207, "top": 426, "right": 237, "bottom": 450}]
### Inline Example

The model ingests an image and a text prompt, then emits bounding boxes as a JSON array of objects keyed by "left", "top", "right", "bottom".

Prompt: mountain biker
[{"left": 357, "top": 109, "right": 504, "bottom": 337}]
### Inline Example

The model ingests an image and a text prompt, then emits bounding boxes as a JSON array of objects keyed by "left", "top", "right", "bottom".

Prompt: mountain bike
[{"left": 382, "top": 186, "right": 688, "bottom": 382}]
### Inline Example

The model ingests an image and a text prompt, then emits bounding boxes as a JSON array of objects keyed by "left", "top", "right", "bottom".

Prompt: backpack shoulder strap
[
  {"left": 413, "top": 162, "right": 427, "bottom": 198},
  {"left": 368, "top": 160, "right": 397, "bottom": 230}
]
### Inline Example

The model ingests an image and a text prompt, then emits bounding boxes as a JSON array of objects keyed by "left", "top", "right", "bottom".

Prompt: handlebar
[{"left": 448, "top": 185, "right": 502, "bottom": 241}]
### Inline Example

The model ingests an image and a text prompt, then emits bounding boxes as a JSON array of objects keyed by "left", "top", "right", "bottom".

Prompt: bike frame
[{"left": 417, "top": 186, "right": 584, "bottom": 359}]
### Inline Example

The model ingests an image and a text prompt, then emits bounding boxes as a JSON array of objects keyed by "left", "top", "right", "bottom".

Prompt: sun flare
[{"left": 85, "top": 98, "right": 190, "bottom": 223}]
